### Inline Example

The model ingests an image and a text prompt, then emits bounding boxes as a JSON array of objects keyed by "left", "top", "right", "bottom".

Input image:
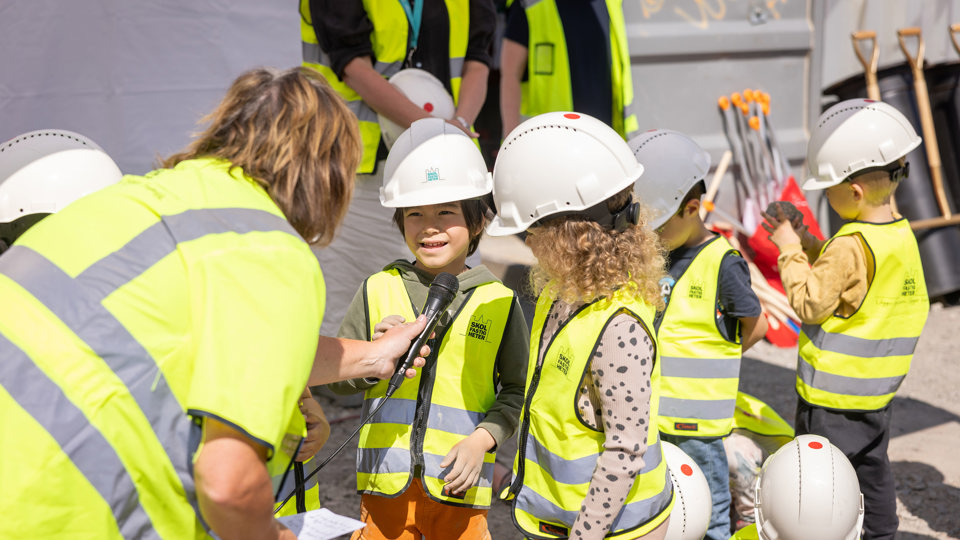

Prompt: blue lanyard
[{"left": 398, "top": 0, "right": 423, "bottom": 52}]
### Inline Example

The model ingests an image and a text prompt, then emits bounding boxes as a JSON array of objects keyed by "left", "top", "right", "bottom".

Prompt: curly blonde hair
[{"left": 525, "top": 188, "right": 666, "bottom": 309}]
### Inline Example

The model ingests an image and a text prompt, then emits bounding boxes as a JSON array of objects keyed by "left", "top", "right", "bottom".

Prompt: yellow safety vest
[
  {"left": 514, "top": 0, "right": 638, "bottom": 139},
  {"left": 300, "top": 0, "right": 469, "bottom": 173},
  {"left": 0, "top": 158, "right": 320, "bottom": 538},
  {"left": 510, "top": 291, "right": 674, "bottom": 538},
  {"left": 657, "top": 236, "right": 743, "bottom": 438},
  {"left": 273, "top": 459, "right": 322, "bottom": 517},
  {"left": 729, "top": 523, "right": 760, "bottom": 540},
  {"left": 357, "top": 269, "right": 515, "bottom": 508},
  {"left": 730, "top": 392, "right": 794, "bottom": 449},
  {"left": 797, "top": 219, "right": 928, "bottom": 411}
]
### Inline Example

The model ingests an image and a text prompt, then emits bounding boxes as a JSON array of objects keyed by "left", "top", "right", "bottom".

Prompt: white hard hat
[
  {"left": 380, "top": 117, "right": 491, "bottom": 208},
  {"left": 804, "top": 98, "right": 921, "bottom": 190},
  {"left": 628, "top": 129, "right": 710, "bottom": 230},
  {"left": 0, "top": 129, "right": 122, "bottom": 225},
  {"left": 487, "top": 112, "right": 644, "bottom": 236},
  {"left": 755, "top": 434, "right": 864, "bottom": 540},
  {"left": 662, "top": 441, "right": 712, "bottom": 540},
  {"left": 379, "top": 68, "right": 456, "bottom": 150}
]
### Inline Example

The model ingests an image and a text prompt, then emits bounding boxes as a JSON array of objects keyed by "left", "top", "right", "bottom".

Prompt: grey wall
[{"left": 0, "top": 1, "right": 300, "bottom": 176}]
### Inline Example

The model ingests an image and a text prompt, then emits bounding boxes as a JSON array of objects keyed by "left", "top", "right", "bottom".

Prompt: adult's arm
[
  {"left": 499, "top": 38, "right": 528, "bottom": 140},
  {"left": 453, "top": 60, "right": 489, "bottom": 136},
  {"left": 309, "top": 314, "right": 428, "bottom": 386},
  {"left": 195, "top": 418, "right": 296, "bottom": 540}
]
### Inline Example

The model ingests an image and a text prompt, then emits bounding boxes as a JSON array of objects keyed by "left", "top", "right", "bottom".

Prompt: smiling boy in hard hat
[
  {"left": 630, "top": 129, "right": 768, "bottom": 540},
  {"left": 762, "top": 98, "right": 930, "bottom": 540}
]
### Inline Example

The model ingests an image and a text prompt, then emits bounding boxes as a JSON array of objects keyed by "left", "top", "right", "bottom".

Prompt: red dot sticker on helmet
[
  {"left": 563, "top": 113, "right": 580, "bottom": 119},
  {"left": 680, "top": 464, "right": 694, "bottom": 476},
  {"left": 808, "top": 441, "right": 823, "bottom": 449},
  {"left": 423, "top": 102, "right": 434, "bottom": 112}
]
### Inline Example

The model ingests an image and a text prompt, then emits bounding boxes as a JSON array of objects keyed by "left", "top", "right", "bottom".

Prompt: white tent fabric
[{"left": 0, "top": 1, "right": 299, "bottom": 175}]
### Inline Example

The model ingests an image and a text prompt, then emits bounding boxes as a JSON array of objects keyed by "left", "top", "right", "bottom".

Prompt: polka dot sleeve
[{"left": 570, "top": 311, "right": 655, "bottom": 540}]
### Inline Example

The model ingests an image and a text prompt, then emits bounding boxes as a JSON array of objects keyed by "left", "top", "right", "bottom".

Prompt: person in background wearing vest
[
  {"left": 301, "top": 0, "right": 497, "bottom": 340},
  {"left": 629, "top": 129, "right": 768, "bottom": 540},
  {"left": 488, "top": 112, "right": 675, "bottom": 539},
  {"left": 327, "top": 118, "right": 529, "bottom": 540},
  {"left": 500, "top": 0, "right": 638, "bottom": 141},
  {"left": 761, "top": 98, "right": 930, "bottom": 540},
  {"left": 0, "top": 66, "right": 432, "bottom": 540}
]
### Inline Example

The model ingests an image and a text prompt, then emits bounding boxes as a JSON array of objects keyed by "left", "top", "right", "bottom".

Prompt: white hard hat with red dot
[
  {"left": 755, "top": 434, "right": 864, "bottom": 540},
  {"left": 378, "top": 68, "right": 456, "bottom": 150},
  {"left": 487, "top": 111, "right": 644, "bottom": 236},
  {"left": 662, "top": 441, "right": 711, "bottom": 540}
]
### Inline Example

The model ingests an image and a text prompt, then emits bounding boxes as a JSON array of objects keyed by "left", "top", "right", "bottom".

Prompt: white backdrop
[{"left": 0, "top": 1, "right": 299, "bottom": 175}]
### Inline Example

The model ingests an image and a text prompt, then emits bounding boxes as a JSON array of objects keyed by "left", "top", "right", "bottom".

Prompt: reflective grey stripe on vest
[
  {"left": 427, "top": 403, "right": 484, "bottom": 436},
  {"left": 0, "top": 207, "right": 298, "bottom": 531},
  {"left": 524, "top": 431, "right": 662, "bottom": 485},
  {"left": 358, "top": 446, "right": 410, "bottom": 475},
  {"left": 423, "top": 452, "right": 495, "bottom": 489},
  {"left": 0, "top": 336, "right": 153, "bottom": 538},
  {"left": 362, "top": 396, "right": 417, "bottom": 426},
  {"left": 301, "top": 41, "right": 402, "bottom": 78},
  {"left": 515, "top": 467, "right": 673, "bottom": 532},
  {"left": 449, "top": 57, "right": 464, "bottom": 80},
  {"left": 660, "top": 356, "right": 741, "bottom": 379},
  {"left": 659, "top": 397, "right": 736, "bottom": 420},
  {"left": 797, "top": 356, "right": 906, "bottom": 398},
  {"left": 802, "top": 323, "right": 920, "bottom": 359},
  {"left": 345, "top": 100, "right": 381, "bottom": 124}
]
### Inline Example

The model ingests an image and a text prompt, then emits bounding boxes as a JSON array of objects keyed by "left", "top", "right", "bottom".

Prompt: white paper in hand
[{"left": 276, "top": 508, "right": 365, "bottom": 540}]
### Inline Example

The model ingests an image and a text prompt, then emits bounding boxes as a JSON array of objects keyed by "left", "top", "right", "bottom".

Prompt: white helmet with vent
[
  {"left": 487, "top": 112, "right": 643, "bottom": 236},
  {"left": 755, "top": 434, "right": 864, "bottom": 540},
  {"left": 662, "top": 441, "right": 712, "bottom": 540},
  {"left": 378, "top": 68, "right": 456, "bottom": 150},
  {"left": 380, "top": 117, "right": 491, "bottom": 208},
  {"left": 628, "top": 129, "right": 710, "bottom": 230},
  {"left": 0, "top": 129, "right": 122, "bottom": 250},
  {"left": 804, "top": 98, "right": 921, "bottom": 190}
]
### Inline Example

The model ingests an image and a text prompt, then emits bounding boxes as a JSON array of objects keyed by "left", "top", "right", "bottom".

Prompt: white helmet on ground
[
  {"left": 487, "top": 112, "right": 643, "bottom": 236},
  {"left": 378, "top": 68, "right": 456, "bottom": 150},
  {"left": 804, "top": 98, "right": 921, "bottom": 190},
  {"left": 380, "top": 117, "right": 491, "bottom": 208},
  {"left": 0, "top": 129, "right": 122, "bottom": 250},
  {"left": 628, "top": 129, "right": 711, "bottom": 230},
  {"left": 755, "top": 434, "right": 864, "bottom": 540},
  {"left": 662, "top": 441, "right": 712, "bottom": 540}
]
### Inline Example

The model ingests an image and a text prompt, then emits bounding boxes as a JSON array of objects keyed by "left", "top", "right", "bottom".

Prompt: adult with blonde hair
[
  {"left": 488, "top": 112, "right": 674, "bottom": 540},
  {"left": 0, "top": 66, "right": 427, "bottom": 540}
]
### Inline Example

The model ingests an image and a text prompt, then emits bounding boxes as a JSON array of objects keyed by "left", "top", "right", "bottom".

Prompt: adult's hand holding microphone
[{"left": 387, "top": 272, "right": 460, "bottom": 394}]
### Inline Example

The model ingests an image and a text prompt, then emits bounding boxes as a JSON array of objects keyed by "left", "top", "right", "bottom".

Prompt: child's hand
[
  {"left": 440, "top": 428, "right": 496, "bottom": 496},
  {"left": 372, "top": 314, "right": 406, "bottom": 341},
  {"left": 296, "top": 388, "right": 330, "bottom": 461},
  {"left": 761, "top": 206, "right": 801, "bottom": 250}
]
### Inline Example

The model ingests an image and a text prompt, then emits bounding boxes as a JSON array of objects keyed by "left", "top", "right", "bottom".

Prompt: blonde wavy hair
[
  {"left": 525, "top": 188, "right": 666, "bottom": 309},
  {"left": 161, "top": 66, "right": 361, "bottom": 246}
]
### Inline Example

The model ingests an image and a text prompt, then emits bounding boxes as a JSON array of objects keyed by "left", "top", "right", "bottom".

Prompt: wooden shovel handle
[
  {"left": 852, "top": 31, "right": 880, "bottom": 101},
  {"left": 897, "top": 27, "right": 925, "bottom": 73},
  {"left": 951, "top": 24, "right": 960, "bottom": 57}
]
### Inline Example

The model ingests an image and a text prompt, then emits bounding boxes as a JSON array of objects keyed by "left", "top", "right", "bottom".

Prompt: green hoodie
[{"left": 328, "top": 259, "right": 530, "bottom": 447}]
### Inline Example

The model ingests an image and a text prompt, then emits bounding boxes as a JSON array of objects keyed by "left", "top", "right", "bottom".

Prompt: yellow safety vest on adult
[
  {"left": 0, "top": 158, "right": 321, "bottom": 538},
  {"left": 658, "top": 236, "right": 744, "bottom": 438},
  {"left": 356, "top": 269, "right": 515, "bottom": 508},
  {"left": 513, "top": 0, "right": 638, "bottom": 139},
  {"left": 300, "top": 0, "right": 470, "bottom": 173},
  {"left": 797, "top": 219, "right": 928, "bottom": 411},
  {"left": 510, "top": 291, "right": 674, "bottom": 539}
]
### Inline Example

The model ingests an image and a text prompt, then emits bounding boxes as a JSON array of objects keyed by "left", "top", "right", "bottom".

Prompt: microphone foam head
[{"left": 432, "top": 272, "right": 460, "bottom": 296}]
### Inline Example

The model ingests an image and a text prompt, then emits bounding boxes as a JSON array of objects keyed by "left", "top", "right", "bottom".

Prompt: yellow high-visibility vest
[
  {"left": 357, "top": 269, "right": 515, "bottom": 508},
  {"left": 0, "top": 158, "right": 322, "bottom": 538},
  {"left": 514, "top": 0, "right": 638, "bottom": 139},
  {"left": 510, "top": 291, "right": 674, "bottom": 538},
  {"left": 657, "top": 236, "right": 744, "bottom": 437},
  {"left": 797, "top": 219, "right": 928, "bottom": 411},
  {"left": 300, "top": 0, "right": 469, "bottom": 173}
]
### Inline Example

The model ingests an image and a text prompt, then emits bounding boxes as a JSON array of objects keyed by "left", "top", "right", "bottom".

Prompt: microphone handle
[{"left": 386, "top": 310, "right": 444, "bottom": 393}]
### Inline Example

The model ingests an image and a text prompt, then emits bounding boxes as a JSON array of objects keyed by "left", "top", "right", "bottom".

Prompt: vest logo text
[
  {"left": 687, "top": 278, "right": 704, "bottom": 300},
  {"left": 674, "top": 422, "right": 699, "bottom": 432},
  {"left": 539, "top": 522, "right": 569, "bottom": 536},
  {"left": 555, "top": 347, "right": 572, "bottom": 376},
  {"left": 467, "top": 314, "right": 491, "bottom": 342},
  {"left": 425, "top": 167, "right": 441, "bottom": 182}
]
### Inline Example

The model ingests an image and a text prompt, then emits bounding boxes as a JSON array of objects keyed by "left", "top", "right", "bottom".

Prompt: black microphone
[{"left": 386, "top": 271, "right": 459, "bottom": 394}]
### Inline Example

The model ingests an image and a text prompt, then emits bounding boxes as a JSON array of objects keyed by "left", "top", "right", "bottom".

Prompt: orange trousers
[{"left": 351, "top": 479, "right": 492, "bottom": 540}]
